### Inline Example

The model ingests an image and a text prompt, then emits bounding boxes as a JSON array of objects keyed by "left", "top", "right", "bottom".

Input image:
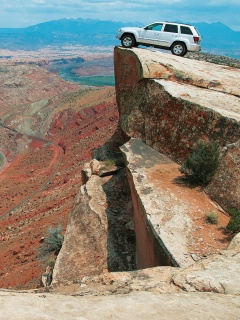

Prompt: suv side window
[
  {"left": 180, "top": 26, "right": 193, "bottom": 35},
  {"left": 163, "top": 24, "right": 178, "bottom": 33},
  {"left": 146, "top": 23, "right": 163, "bottom": 31}
]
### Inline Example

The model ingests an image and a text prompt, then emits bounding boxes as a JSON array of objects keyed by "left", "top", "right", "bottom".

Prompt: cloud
[{"left": 0, "top": 0, "right": 239, "bottom": 30}]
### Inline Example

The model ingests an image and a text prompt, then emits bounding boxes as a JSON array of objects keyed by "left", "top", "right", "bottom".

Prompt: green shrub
[
  {"left": 104, "top": 157, "right": 125, "bottom": 167},
  {"left": 226, "top": 209, "right": 240, "bottom": 234},
  {"left": 205, "top": 211, "right": 218, "bottom": 224},
  {"left": 179, "top": 140, "right": 220, "bottom": 184},
  {"left": 38, "top": 225, "right": 64, "bottom": 261},
  {"left": 47, "top": 258, "right": 56, "bottom": 269}
]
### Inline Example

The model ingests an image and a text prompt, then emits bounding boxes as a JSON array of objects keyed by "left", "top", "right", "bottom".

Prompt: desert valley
[{"left": 0, "top": 18, "right": 240, "bottom": 319}]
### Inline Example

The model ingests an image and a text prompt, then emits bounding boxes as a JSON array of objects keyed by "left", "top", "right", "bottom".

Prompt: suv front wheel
[
  {"left": 171, "top": 42, "right": 187, "bottom": 57},
  {"left": 121, "top": 34, "right": 136, "bottom": 48}
]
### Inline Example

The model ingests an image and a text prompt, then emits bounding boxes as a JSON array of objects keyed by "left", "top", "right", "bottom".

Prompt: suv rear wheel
[
  {"left": 121, "top": 34, "right": 136, "bottom": 48},
  {"left": 171, "top": 42, "right": 187, "bottom": 56}
]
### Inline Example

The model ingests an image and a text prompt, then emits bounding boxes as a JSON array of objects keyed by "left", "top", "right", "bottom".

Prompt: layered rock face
[{"left": 114, "top": 47, "right": 240, "bottom": 211}]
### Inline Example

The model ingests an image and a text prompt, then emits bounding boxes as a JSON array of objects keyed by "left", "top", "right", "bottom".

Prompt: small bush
[
  {"left": 226, "top": 209, "right": 240, "bottom": 234},
  {"left": 179, "top": 140, "right": 220, "bottom": 184},
  {"left": 38, "top": 225, "right": 64, "bottom": 261},
  {"left": 104, "top": 157, "right": 125, "bottom": 167},
  {"left": 205, "top": 211, "right": 218, "bottom": 224},
  {"left": 47, "top": 258, "right": 56, "bottom": 269}
]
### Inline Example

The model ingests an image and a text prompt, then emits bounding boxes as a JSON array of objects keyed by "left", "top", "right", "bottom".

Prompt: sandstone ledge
[
  {"left": 114, "top": 46, "right": 240, "bottom": 212},
  {"left": 114, "top": 47, "right": 240, "bottom": 97},
  {"left": 120, "top": 138, "right": 231, "bottom": 268}
]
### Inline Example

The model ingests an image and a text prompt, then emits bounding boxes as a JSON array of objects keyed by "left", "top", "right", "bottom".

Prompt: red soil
[
  {"left": 148, "top": 163, "right": 231, "bottom": 258},
  {"left": 0, "top": 87, "right": 119, "bottom": 289}
]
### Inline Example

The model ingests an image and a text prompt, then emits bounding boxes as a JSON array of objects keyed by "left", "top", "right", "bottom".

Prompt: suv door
[
  {"left": 138, "top": 23, "right": 163, "bottom": 45},
  {"left": 159, "top": 23, "right": 179, "bottom": 47}
]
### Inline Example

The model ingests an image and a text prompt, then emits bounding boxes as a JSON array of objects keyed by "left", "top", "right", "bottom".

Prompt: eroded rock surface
[
  {"left": 114, "top": 47, "right": 240, "bottom": 211},
  {"left": 114, "top": 47, "right": 240, "bottom": 96},
  {"left": 1, "top": 290, "right": 240, "bottom": 320},
  {"left": 53, "top": 160, "right": 136, "bottom": 284},
  {"left": 53, "top": 174, "right": 109, "bottom": 283},
  {"left": 120, "top": 138, "right": 230, "bottom": 268},
  {"left": 206, "top": 140, "right": 240, "bottom": 211},
  {"left": 173, "top": 249, "right": 240, "bottom": 295}
]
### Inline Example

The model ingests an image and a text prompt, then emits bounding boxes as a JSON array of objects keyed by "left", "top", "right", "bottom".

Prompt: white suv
[{"left": 116, "top": 22, "right": 201, "bottom": 56}]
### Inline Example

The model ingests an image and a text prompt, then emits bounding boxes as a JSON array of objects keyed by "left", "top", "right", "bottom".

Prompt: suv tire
[
  {"left": 121, "top": 34, "right": 136, "bottom": 48},
  {"left": 171, "top": 42, "right": 187, "bottom": 56}
]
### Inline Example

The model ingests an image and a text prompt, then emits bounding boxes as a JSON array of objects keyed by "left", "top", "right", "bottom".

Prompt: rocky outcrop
[
  {"left": 120, "top": 138, "right": 231, "bottom": 268},
  {"left": 172, "top": 249, "right": 240, "bottom": 295},
  {"left": 53, "top": 174, "right": 109, "bottom": 283},
  {"left": 53, "top": 159, "right": 136, "bottom": 283},
  {"left": 206, "top": 140, "right": 240, "bottom": 211},
  {"left": 120, "top": 139, "right": 192, "bottom": 268},
  {"left": 53, "top": 48, "right": 239, "bottom": 287},
  {"left": 114, "top": 47, "right": 240, "bottom": 211}
]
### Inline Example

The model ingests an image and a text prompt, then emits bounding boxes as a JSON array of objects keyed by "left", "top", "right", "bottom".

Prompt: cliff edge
[{"left": 114, "top": 47, "right": 240, "bottom": 212}]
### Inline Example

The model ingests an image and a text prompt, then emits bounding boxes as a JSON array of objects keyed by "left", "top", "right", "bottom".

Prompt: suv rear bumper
[{"left": 188, "top": 44, "right": 201, "bottom": 52}]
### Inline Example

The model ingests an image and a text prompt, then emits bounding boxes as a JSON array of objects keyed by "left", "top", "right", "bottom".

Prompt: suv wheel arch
[
  {"left": 121, "top": 33, "right": 136, "bottom": 48},
  {"left": 171, "top": 41, "right": 187, "bottom": 56}
]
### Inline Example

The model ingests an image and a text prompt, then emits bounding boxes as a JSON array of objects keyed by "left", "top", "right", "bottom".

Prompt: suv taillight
[{"left": 193, "top": 36, "right": 199, "bottom": 44}]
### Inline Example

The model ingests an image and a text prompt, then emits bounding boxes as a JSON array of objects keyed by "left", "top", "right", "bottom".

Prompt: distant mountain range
[{"left": 0, "top": 18, "right": 239, "bottom": 59}]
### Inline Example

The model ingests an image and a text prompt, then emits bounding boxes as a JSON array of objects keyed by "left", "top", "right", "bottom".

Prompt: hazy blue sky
[{"left": 1, "top": 0, "right": 240, "bottom": 31}]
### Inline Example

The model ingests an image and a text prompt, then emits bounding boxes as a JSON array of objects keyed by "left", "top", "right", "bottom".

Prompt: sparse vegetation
[
  {"left": 46, "top": 258, "right": 56, "bottom": 269},
  {"left": 104, "top": 157, "right": 125, "bottom": 167},
  {"left": 205, "top": 211, "right": 218, "bottom": 224},
  {"left": 179, "top": 140, "right": 220, "bottom": 184},
  {"left": 186, "top": 52, "right": 240, "bottom": 69},
  {"left": 0, "top": 153, "right": 4, "bottom": 168},
  {"left": 226, "top": 208, "right": 240, "bottom": 234},
  {"left": 37, "top": 225, "right": 64, "bottom": 262}
]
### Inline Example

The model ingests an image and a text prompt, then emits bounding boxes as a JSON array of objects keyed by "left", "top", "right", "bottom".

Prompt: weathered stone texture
[
  {"left": 53, "top": 175, "right": 108, "bottom": 283},
  {"left": 173, "top": 250, "right": 240, "bottom": 295},
  {"left": 53, "top": 160, "right": 136, "bottom": 284},
  {"left": 120, "top": 139, "right": 193, "bottom": 268},
  {"left": 114, "top": 47, "right": 240, "bottom": 96},
  {"left": 114, "top": 46, "right": 240, "bottom": 211},
  {"left": 1, "top": 290, "right": 240, "bottom": 320},
  {"left": 118, "top": 78, "right": 239, "bottom": 162},
  {"left": 120, "top": 138, "right": 230, "bottom": 269},
  {"left": 206, "top": 140, "right": 240, "bottom": 211}
]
